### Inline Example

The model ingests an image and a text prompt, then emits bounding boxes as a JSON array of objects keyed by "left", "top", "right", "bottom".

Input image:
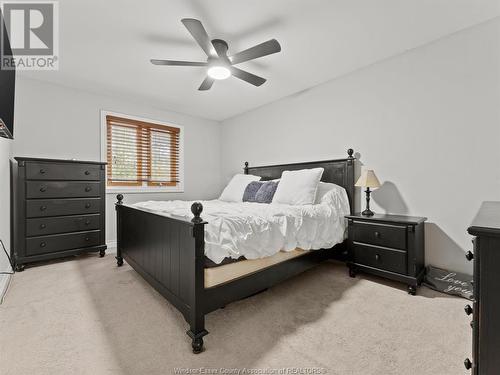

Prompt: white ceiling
[{"left": 20, "top": 0, "right": 500, "bottom": 121}]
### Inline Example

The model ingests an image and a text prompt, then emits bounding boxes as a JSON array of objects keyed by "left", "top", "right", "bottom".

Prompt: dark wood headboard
[{"left": 244, "top": 149, "right": 356, "bottom": 213}]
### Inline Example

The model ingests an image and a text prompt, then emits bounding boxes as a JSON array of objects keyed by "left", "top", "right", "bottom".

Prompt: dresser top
[
  {"left": 468, "top": 201, "right": 500, "bottom": 236},
  {"left": 346, "top": 212, "right": 427, "bottom": 225},
  {"left": 14, "top": 157, "right": 106, "bottom": 165}
]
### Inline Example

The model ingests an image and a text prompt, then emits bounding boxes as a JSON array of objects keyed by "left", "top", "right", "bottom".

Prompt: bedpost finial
[
  {"left": 116, "top": 194, "right": 124, "bottom": 205},
  {"left": 244, "top": 161, "right": 249, "bottom": 174},
  {"left": 191, "top": 202, "right": 203, "bottom": 223},
  {"left": 245, "top": 161, "right": 249, "bottom": 168},
  {"left": 347, "top": 149, "right": 354, "bottom": 158}
]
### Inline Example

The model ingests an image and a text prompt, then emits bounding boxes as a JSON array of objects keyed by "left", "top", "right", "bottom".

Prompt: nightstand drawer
[
  {"left": 353, "top": 244, "right": 407, "bottom": 275},
  {"left": 352, "top": 221, "right": 407, "bottom": 250}
]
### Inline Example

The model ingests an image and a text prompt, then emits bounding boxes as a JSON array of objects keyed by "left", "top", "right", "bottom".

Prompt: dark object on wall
[
  {"left": 464, "top": 201, "right": 500, "bottom": 374},
  {"left": 114, "top": 149, "right": 355, "bottom": 353},
  {"left": 423, "top": 266, "right": 473, "bottom": 300},
  {"left": 11, "top": 158, "right": 107, "bottom": 271},
  {"left": 0, "top": 15, "right": 15, "bottom": 139},
  {"left": 150, "top": 18, "right": 281, "bottom": 90},
  {"left": 346, "top": 213, "right": 427, "bottom": 295}
]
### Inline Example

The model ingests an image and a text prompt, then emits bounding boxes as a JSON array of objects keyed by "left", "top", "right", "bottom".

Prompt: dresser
[
  {"left": 11, "top": 157, "right": 107, "bottom": 271},
  {"left": 346, "top": 213, "right": 427, "bottom": 295},
  {"left": 465, "top": 201, "right": 500, "bottom": 374}
]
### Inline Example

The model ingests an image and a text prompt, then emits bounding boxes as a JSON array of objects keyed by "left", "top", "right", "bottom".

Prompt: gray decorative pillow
[
  {"left": 254, "top": 181, "right": 279, "bottom": 204},
  {"left": 243, "top": 181, "right": 263, "bottom": 202}
]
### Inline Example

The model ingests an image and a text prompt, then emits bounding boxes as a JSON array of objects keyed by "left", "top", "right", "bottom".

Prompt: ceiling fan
[{"left": 150, "top": 18, "right": 282, "bottom": 91}]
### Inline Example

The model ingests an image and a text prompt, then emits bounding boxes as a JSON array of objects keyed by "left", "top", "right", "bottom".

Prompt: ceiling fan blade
[
  {"left": 230, "top": 67, "right": 266, "bottom": 86},
  {"left": 198, "top": 76, "right": 214, "bottom": 91},
  {"left": 229, "top": 39, "right": 281, "bottom": 65},
  {"left": 150, "top": 59, "right": 207, "bottom": 66},
  {"left": 211, "top": 39, "right": 231, "bottom": 63},
  {"left": 181, "top": 18, "right": 216, "bottom": 56}
]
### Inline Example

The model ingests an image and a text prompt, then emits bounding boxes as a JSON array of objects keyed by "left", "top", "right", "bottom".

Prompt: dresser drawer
[
  {"left": 26, "top": 230, "right": 100, "bottom": 256},
  {"left": 26, "top": 162, "right": 101, "bottom": 181},
  {"left": 26, "top": 214, "right": 100, "bottom": 236},
  {"left": 26, "top": 181, "right": 101, "bottom": 199},
  {"left": 352, "top": 221, "right": 407, "bottom": 250},
  {"left": 353, "top": 244, "right": 407, "bottom": 275},
  {"left": 26, "top": 198, "right": 101, "bottom": 218}
]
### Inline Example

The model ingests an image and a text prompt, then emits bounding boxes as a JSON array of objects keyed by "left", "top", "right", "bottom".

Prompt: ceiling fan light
[{"left": 207, "top": 66, "right": 231, "bottom": 80}]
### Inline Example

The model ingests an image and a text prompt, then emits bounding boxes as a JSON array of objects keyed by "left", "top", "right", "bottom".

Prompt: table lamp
[{"left": 355, "top": 170, "right": 381, "bottom": 216}]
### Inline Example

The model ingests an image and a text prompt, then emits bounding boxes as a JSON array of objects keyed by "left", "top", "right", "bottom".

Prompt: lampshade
[{"left": 355, "top": 170, "right": 381, "bottom": 188}]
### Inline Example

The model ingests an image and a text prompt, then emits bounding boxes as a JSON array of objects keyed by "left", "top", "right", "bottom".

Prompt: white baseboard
[{"left": 106, "top": 241, "right": 117, "bottom": 253}]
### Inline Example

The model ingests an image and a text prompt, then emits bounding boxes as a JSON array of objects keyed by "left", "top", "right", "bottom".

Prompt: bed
[{"left": 114, "top": 149, "right": 355, "bottom": 353}]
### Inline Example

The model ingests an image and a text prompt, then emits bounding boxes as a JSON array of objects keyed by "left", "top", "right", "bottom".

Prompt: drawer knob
[
  {"left": 85, "top": 237, "right": 90, "bottom": 241},
  {"left": 374, "top": 231, "right": 381, "bottom": 238},
  {"left": 40, "top": 205, "right": 47, "bottom": 211},
  {"left": 375, "top": 254, "right": 380, "bottom": 261},
  {"left": 464, "top": 358, "right": 472, "bottom": 370},
  {"left": 465, "top": 251, "right": 474, "bottom": 261},
  {"left": 85, "top": 170, "right": 90, "bottom": 175},
  {"left": 464, "top": 305, "right": 473, "bottom": 316},
  {"left": 40, "top": 242, "right": 46, "bottom": 248},
  {"left": 85, "top": 186, "right": 92, "bottom": 192},
  {"left": 40, "top": 224, "right": 46, "bottom": 229},
  {"left": 85, "top": 203, "right": 91, "bottom": 208},
  {"left": 39, "top": 168, "right": 46, "bottom": 174},
  {"left": 85, "top": 220, "right": 91, "bottom": 225},
  {"left": 40, "top": 186, "right": 47, "bottom": 192}
]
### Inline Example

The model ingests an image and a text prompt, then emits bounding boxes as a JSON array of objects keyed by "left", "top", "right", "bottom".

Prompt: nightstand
[{"left": 345, "top": 213, "right": 427, "bottom": 295}]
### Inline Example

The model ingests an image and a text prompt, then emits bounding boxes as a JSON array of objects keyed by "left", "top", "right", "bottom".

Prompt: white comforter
[{"left": 132, "top": 185, "right": 350, "bottom": 264}]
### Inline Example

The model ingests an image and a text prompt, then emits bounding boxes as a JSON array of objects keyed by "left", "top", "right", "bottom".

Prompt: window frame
[{"left": 100, "top": 110, "right": 184, "bottom": 194}]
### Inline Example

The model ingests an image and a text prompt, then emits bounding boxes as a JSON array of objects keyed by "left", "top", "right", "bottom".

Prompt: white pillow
[
  {"left": 315, "top": 182, "right": 345, "bottom": 204},
  {"left": 272, "top": 167, "right": 324, "bottom": 205},
  {"left": 219, "top": 174, "right": 261, "bottom": 202}
]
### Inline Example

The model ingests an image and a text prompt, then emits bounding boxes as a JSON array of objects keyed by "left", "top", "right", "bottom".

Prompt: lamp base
[{"left": 361, "top": 208, "right": 374, "bottom": 217}]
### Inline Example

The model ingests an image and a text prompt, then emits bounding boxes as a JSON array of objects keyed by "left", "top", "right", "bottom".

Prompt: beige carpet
[{"left": 0, "top": 254, "right": 471, "bottom": 375}]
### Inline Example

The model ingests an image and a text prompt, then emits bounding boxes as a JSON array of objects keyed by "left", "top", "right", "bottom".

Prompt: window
[{"left": 105, "top": 113, "right": 182, "bottom": 190}]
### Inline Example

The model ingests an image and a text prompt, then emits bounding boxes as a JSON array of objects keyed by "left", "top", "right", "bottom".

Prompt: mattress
[{"left": 204, "top": 248, "right": 308, "bottom": 288}]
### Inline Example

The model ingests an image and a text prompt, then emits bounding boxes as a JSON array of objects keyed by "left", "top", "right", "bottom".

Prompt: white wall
[
  {"left": 13, "top": 78, "right": 222, "bottom": 244},
  {"left": 0, "top": 137, "right": 12, "bottom": 298},
  {"left": 221, "top": 19, "right": 500, "bottom": 274}
]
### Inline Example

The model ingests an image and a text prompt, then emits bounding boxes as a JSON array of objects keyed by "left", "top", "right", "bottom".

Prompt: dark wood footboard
[{"left": 115, "top": 195, "right": 208, "bottom": 353}]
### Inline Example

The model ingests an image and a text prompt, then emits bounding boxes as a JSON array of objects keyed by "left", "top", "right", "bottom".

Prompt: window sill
[{"left": 106, "top": 186, "right": 184, "bottom": 194}]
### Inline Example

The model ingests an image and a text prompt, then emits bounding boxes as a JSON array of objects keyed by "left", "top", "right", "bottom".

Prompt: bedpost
[
  {"left": 187, "top": 202, "right": 208, "bottom": 353},
  {"left": 191, "top": 202, "right": 203, "bottom": 224},
  {"left": 346, "top": 149, "right": 355, "bottom": 215},
  {"left": 115, "top": 194, "right": 124, "bottom": 266},
  {"left": 347, "top": 148, "right": 354, "bottom": 160},
  {"left": 244, "top": 161, "right": 249, "bottom": 175}
]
